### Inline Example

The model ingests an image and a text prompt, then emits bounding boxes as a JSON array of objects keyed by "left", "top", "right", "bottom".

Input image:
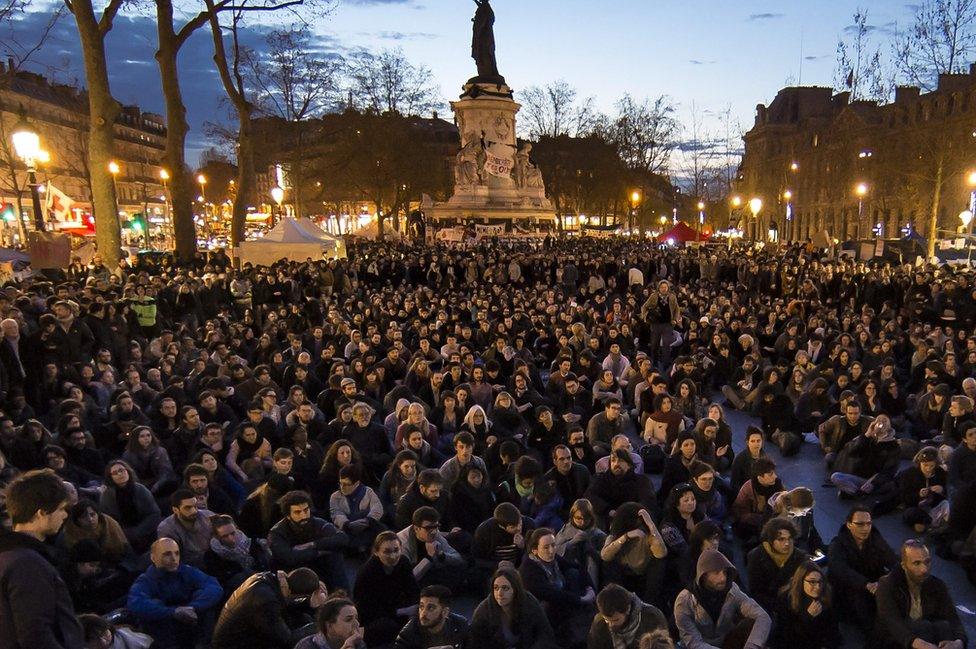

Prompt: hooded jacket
[
  {"left": 0, "top": 530, "right": 84, "bottom": 649},
  {"left": 673, "top": 549, "right": 771, "bottom": 649}
]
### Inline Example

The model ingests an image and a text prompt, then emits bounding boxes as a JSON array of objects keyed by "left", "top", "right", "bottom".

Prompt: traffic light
[{"left": 0, "top": 203, "right": 15, "bottom": 222}]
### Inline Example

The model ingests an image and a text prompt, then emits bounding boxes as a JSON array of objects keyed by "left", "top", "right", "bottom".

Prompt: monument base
[{"left": 426, "top": 82, "right": 556, "bottom": 225}]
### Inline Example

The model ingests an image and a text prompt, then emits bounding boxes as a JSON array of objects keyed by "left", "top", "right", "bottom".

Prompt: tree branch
[{"left": 97, "top": 0, "right": 124, "bottom": 36}]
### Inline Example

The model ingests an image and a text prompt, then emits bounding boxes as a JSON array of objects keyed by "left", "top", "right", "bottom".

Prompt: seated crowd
[{"left": 0, "top": 237, "right": 974, "bottom": 649}]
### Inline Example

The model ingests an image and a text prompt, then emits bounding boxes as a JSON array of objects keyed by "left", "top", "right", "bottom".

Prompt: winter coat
[
  {"left": 673, "top": 550, "right": 771, "bottom": 649},
  {"left": 127, "top": 564, "right": 222, "bottom": 623},
  {"left": 469, "top": 590, "right": 556, "bottom": 649},
  {"left": 394, "top": 612, "right": 470, "bottom": 649},
  {"left": 0, "top": 530, "right": 85, "bottom": 649},
  {"left": 210, "top": 571, "right": 307, "bottom": 649},
  {"left": 826, "top": 524, "right": 898, "bottom": 594},
  {"left": 586, "top": 594, "right": 668, "bottom": 649},
  {"left": 875, "top": 567, "right": 967, "bottom": 649}
]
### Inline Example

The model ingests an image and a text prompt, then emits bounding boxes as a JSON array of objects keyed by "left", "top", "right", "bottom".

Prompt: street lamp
[
  {"left": 790, "top": 161, "right": 799, "bottom": 172},
  {"left": 782, "top": 190, "right": 793, "bottom": 242},
  {"left": 11, "top": 108, "right": 45, "bottom": 232},
  {"left": 629, "top": 190, "right": 641, "bottom": 230},
  {"left": 961, "top": 209, "right": 974, "bottom": 265},
  {"left": 768, "top": 221, "right": 779, "bottom": 243},
  {"left": 967, "top": 170, "right": 976, "bottom": 213},
  {"left": 270, "top": 186, "right": 284, "bottom": 224},
  {"left": 697, "top": 200, "right": 705, "bottom": 228},
  {"left": 748, "top": 197, "right": 762, "bottom": 241},
  {"left": 855, "top": 182, "right": 869, "bottom": 240}
]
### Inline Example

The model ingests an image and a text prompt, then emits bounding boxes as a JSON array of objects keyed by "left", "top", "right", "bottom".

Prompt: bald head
[
  {"left": 151, "top": 537, "right": 181, "bottom": 572},
  {"left": 1, "top": 319, "right": 18, "bottom": 338}
]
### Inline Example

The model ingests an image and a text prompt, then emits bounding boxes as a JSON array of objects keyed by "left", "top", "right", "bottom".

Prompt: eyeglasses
[{"left": 804, "top": 577, "right": 824, "bottom": 586}]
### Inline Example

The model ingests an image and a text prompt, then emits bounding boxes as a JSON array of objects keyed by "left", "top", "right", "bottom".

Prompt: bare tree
[
  {"left": 835, "top": 8, "right": 894, "bottom": 101},
  {"left": 894, "top": 0, "right": 976, "bottom": 90},
  {"left": 518, "top": 80, "right": 598, "bottom": 139},
  {"left": 606, "top": 93, "right": 679, "bottom": 177},
  {"left": 156, "top": 0, "right": 331, "bottom": 262},
  {"left": 248, "top": 26, "right": 342, "bottom": 219},
  {"left": 346, "top": 48, "right": 441, "bottom": 116}
]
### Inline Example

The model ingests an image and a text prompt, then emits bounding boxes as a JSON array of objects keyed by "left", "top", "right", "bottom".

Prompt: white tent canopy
[{"left": 237, "top": 217, "right": 345, "bottom": 266}]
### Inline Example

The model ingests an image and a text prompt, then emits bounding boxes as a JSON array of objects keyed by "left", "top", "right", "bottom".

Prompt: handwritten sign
[{"left": 28, "top": 231, "right": 71, "bottom": 269}]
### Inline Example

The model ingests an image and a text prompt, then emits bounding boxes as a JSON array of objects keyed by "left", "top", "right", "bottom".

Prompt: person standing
[
  {"left": 640, "top": 281, "right": 681, "bottom": 371},
  {"left": 0, "top": 469, "right": 83, "bottom": 649}
]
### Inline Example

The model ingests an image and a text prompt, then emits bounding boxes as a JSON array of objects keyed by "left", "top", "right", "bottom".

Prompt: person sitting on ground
[
  {"left": 267, "top": 489, "right": 349, "bottom": 592},
  {"left": 875, "top": 540, "right": 967, "bottom": 649},
  {"left": 826, "top": 505, "right": 898, "bottom": 631},
  {"left": 293, "top": 597, "right": 365, "bottom": 649},
  {"left": 156, "top": 488, "right": 214, "bottom": 568},
  {"left": 473, "top": 501, "right": 536, "bottom": 575},
  {"left": 587, "top": 583, "right": 669, "bottom": 649},
  {"left": 769, "top": 560, "right": 841, "bottom": 649},
  {"left": 731, "top": 457, "right": 782, "bottom": 544},
  {"left": 353, "top": 531, "right": 420, "bottom": 646},
  {"left": 745, "top": 517, "right": 808, "bottom": 616},
  {"left": 393, "top": 584, "right": 471, "bottom": 649},
  {"left": 203, "top": 514, "right": 269, "bottom": 595},
  {"left": 396, "top": 506, "right": 466, "bottom": 589},
  {"left": 329, "top": 464, "right": 386, "bottom": 554},
  {"left": 673, "top": 549, "right": 771, "bottom": 649},
  {"left": 127, "top": 537, "right": 223, "bottom": 649},
  {"left": 518, "top": 527, "right": 595, "bottom": 641},
  {"left": 469, "top": 565, "right": 557, "bottom": 649},
  {"left": 210, "top": 566, "right": 328, "bottom": 649}
]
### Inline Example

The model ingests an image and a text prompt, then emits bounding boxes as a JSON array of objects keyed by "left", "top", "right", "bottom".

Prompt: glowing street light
[
  {"left": 962, "top": 209, "right": 975, "bottom": 265},
  {"left": 697, "top": 200, "right": 705, "bottom": 226},
  {"left": 790, "top": 161, "right": 799, "bottom": 172},
  {"left": 730, "top": 195, "right": 742, "bottom": 208},
  {"left": 855, "top": 182, "right": 869, "bottom": 239},
  {"left": 10, "top": 107, "right": 44, "bottom": 232}
]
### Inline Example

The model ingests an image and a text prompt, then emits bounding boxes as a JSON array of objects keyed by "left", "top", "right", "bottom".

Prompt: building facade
[
  {"left": 737, "top": 66, "right": 976, "bottom": 243},
  {"left": 0, "top": 63, "right": 168, "bottom": 240}
]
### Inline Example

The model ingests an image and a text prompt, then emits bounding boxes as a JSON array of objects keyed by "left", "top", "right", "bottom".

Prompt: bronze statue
[{"left": 472, "top": 0, "right": 503, "bottom": 82}]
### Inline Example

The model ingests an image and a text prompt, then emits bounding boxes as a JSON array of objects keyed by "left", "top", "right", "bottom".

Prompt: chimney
[{"left": 432, "top": 110, "right": 438, "bottom": 120}]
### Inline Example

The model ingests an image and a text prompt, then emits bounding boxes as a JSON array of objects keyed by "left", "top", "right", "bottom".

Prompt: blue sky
[{"left": 9, "top": 0, "right": 920, "bottom": 167}]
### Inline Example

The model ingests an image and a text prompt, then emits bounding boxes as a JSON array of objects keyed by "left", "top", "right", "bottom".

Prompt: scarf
[
  {"left": 237, "top": 432, "right": 265, "bottom": 458},
  {"left": 762, "top": 541, "right": 791, "bottom": 568},
  {"left": 208, "top": 531, "right": 255, "bottom": 570},
  {"left": 528, "top": 554, "right": 564, "bottom": 590},
  {"left": 609, "top": 595, "right": 643, "bottom": 649},
  {"left": 515, "top": 480, "right": 534, "bottom": 498}
]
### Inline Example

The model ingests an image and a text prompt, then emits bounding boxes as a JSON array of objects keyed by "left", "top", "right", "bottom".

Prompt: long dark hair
[
  {"left": 782, "top": 560, "right": 831, "bottom": 613},
  {"left": 489, "top": 566, "right": 529, "bottom": 621}
]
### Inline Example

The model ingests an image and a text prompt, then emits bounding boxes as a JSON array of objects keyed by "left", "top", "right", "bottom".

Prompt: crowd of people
[{"left": 0, "top": 235, "right": 974, "bottom": 649}]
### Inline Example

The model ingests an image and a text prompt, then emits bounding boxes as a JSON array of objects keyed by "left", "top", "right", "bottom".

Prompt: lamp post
[
  {"left": 697, "top": 200, "right": 705, "bottom": 232},
  {"left": 159, "top": 169, "right": 171, "bottom": 247},
  {"left": 961, "top": 209, "right": 974, "bottom": 265},
  {"left": 855, "top": 182, "right": 869, "bottom": 240},
  {"left": 270, "top": 186, "right": 284, "bottom": 225},
  {"left": 781, "top": 190, "right": 793, "bottom": 242},
  {"left": 748, "top": 197, "right": 762, "bottom": 241},
  {"left": 629, "top": 190, "right": 641, "bottom": 232},
  {"left": 11, "top": 108, "right": 45, "bottom": 232}
]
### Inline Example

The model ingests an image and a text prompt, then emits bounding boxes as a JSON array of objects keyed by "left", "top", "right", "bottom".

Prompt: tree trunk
[
  {"left": 927, "top": 153, "right": 944, "bottom": 260},
  {"left": 70, "top": 0, "right": 121, "bottom": 266},
  {"left": 156, "top": 0, "right": 196, "bottom": 262},
  {"left": 232, "top": 111, "right": 255, "bottom": 250}
]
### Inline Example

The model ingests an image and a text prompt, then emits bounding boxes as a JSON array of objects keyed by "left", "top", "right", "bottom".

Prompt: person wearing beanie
[
  {"left": 211, "top": 566, "right": 328, "bottom": 649},
  {"left": 673, "top": 549, "right": 770, "bottom": 649}
]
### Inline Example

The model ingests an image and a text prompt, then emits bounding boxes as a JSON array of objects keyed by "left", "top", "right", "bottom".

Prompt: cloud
[
  {"left": 688, "top": 59, "right": 716, "bottom": 66},
  {"left": 747, "top": 12, "right": 784, "bottom": 21},
  {"left": 803, "top": 54, "right": 830, "bottom": 61},
  {"left": 2, "top": 10, "right": 344, "bottom": 163},
  {"left": 374, "top": 30, "right": 438, "bottom": 41},
  {"left": 843, "top": 20, "right": 898, "bottom": 36}
]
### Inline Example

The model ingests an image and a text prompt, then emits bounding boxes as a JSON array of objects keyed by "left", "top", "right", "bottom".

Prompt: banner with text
[{"left": 475, "top": 223, "right": 506, "bottom": 239}]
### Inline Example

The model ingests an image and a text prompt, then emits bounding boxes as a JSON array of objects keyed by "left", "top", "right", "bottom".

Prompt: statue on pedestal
[
  {"left": 472, "top": 0, "right": 503, "bottom": 83},
  {"left": 514, "top": 143, "right": 544, "bottom": 189},
  {"left": 456, "top": 136, "right": 485, "bottom": 186}
]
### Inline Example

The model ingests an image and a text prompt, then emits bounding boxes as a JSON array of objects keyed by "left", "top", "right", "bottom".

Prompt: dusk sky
[{"left": 9, "top": 0, "right": 921, "bottom": 168}]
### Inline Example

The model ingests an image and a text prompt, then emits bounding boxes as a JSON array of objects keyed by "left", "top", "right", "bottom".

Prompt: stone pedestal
[{"left": 423, "top": 82, "right": 556, "bottom": 224}]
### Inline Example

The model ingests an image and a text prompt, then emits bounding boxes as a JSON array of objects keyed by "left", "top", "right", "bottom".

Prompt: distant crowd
[{"left": 0, "top": 235, "right": 974, "bottom": 649}]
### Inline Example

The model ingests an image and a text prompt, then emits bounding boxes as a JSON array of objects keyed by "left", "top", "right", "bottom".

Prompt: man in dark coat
[
  {"left": 0, "top": 469, "right": 84, "bottom": 649},
  {"left": 876, "top": 540, "right": 966, "bottom": 649},
  {"left": 211, "top": 567, "right": 326, "bottom": 649},
  {"left": 827, "top": 505, "right": 898, "bottom": 630}
]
